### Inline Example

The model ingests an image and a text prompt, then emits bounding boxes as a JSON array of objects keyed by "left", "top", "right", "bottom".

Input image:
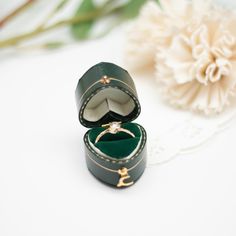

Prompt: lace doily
[{"left": 147, "top": 109, "right": 236, "bottom": 166}]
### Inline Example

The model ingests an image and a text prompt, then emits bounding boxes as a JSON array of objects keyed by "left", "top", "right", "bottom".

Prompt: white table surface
[{"left": 0, "top": 2, "right": 236, "bottom": 236}]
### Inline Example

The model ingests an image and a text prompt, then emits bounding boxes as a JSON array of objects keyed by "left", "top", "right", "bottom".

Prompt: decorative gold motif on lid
[
  {"left": 100, "top": 75, "right": 111, "bottom": 85},
  {"left": 117, "top": 167, "right": 134, "bottom": 187}
]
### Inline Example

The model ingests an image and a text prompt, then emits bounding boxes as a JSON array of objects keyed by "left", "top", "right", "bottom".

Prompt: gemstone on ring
[
  {"left": 108, "top": 122, "right": 121, "bottom": 134},
  {"left": 95, "top": 121, "right": 135, "bottom": 144}
]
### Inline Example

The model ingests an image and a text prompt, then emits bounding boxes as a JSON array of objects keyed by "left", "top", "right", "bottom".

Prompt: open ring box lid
[
  {"left": 76, "top": 62, "right": 141, "bottom": 127},
  {"left": 75, "top": 62, "right": 147, "bottom": 188}
]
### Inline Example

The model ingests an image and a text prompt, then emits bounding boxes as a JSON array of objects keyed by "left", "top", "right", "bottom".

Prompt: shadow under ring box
[{"left": 75, "top": 62, "right": 147, "bottom": 188}]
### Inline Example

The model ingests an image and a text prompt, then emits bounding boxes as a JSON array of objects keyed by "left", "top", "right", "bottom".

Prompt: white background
[{"left": 0, "top": 1, "right": 236, "bottom": 235}]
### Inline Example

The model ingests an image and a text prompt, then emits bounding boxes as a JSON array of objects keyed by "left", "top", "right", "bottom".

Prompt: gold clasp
[{"left": 117, "top": 167, "right": 134, "bottom": 188}]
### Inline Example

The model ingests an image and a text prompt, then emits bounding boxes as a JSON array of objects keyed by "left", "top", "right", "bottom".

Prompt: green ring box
[{"left": 75, "top": 62, "right": 147, "bottom": 187}]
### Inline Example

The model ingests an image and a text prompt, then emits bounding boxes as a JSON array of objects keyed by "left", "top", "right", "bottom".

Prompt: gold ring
[{"left": 95, "top": 122, "right": 135, "bottom": 144}]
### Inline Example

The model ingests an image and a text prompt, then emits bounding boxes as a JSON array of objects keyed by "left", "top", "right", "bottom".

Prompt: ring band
[{"left": 95, "top": 122, "right": 135, "bottom": 144}]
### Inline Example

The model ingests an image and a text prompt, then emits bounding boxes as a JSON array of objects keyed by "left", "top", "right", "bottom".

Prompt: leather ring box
[{"left": 75, "top": 62, "right": 147, "bottom": 188}]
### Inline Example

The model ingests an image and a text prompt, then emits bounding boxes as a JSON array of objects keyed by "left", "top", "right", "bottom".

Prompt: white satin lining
[{"left": 83, "top": 88, "right": 135, "bottom": 122}]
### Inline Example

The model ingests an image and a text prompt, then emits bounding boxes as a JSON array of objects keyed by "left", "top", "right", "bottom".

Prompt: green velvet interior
[{"left": 88, "top": 123, "right": 141, "bottom": 159}]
